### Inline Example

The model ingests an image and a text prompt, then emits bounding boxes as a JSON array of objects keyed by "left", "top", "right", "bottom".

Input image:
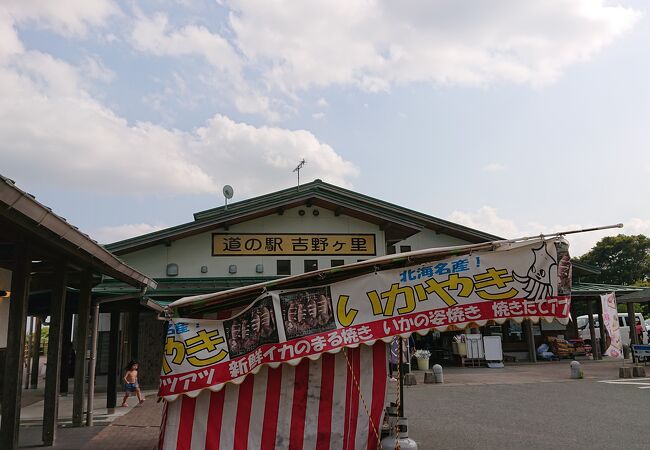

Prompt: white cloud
[
  {"left": 123, "top": 1, "right": 641, "bottom": 120},
  {"left": 312, "top": 112, "right": 325, "bottom": 120},
  {"left": 3, "top": 0, "right": 118, "bottom": 37},
  {"left": 130, "top": 13, "right": 283, "bottom": 121},
  {"left": 448, "top": 207, "right": 650, "bottom": 257},
  {"left": 482, "top": 162, "right": 506, "bottom": 172},
  {"left": 226, "top": 0, "right": 641, "bottom": 92},
  {"left": 80, "top": 55, "right": 115, "bottom": 83},
  {"left": 0, "top": 12, "right": 357, "bottom": 196},
  {"left": 316, "top": 97, "right": 328, "bottom": 108},
  {"left": 93, "top": 223, "right": 167, "bottom": 244},
  {"left": 448, "top": 206, "right": 521, "bottom": 240},
  {"left": 190, "top": 115, "right": 358, "bottom": 193},
  {"left": 131, "top": 14, "right": 240, "bottom": 72}
]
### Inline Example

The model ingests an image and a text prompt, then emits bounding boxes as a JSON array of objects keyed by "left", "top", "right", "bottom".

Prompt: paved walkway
[
  {"left": 81, "top": 399, "right": 164, "bottom": 450},
  {"left": 11, "top": 358, "right": 640, "bottom": 449}
]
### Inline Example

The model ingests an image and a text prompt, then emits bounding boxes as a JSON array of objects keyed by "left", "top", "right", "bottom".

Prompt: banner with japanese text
[
  {"left": 600, "top": 292, "right": 623, "bottom": 359},
  {"left": 160, "top": 238, "right": 572, "bottom": 399}
]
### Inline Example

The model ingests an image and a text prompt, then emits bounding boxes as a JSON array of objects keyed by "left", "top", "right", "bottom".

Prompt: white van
[{"left": 577, "top": 313, "right": 648, "bottom": 346}]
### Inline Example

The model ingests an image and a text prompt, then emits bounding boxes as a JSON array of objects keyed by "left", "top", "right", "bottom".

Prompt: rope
[
  {"left": 342, "top": 347, "right": 383, "bottom": 450},
  {"left": 394, "top": 339, "right": 402, "bottom": 450}
]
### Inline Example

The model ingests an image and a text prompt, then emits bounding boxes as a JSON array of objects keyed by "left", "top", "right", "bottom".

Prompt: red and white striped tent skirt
[{"left": 159, "top": 343, "right": 388, "bottom": 450}]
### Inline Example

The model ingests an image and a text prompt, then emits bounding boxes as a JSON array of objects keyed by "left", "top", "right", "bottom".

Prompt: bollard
[
  {"left": 619, "top": 366, "right": 633, "bottom": 378},
  {"left": 432, "top": 364, "right": 444, "bottom": 383},
  {"left": 633, "top": 366, "right": 646, "bottom": 377},
  {"left": 423, "top": 371, "right": 435, "bottom": 384},
  {"left": 403, "top": 373, "right": 417, "bottom": 386},
  {"left": 380, "top": 417, "right": 418, "bottom": 450},
  {"left": 570, "top": 361, "right": 583, "bottom": 379}
]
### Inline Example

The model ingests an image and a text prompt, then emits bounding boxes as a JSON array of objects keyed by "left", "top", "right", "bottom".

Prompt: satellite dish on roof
[{"left": 223, "top": 185, "right": 234, "bottom": 209}]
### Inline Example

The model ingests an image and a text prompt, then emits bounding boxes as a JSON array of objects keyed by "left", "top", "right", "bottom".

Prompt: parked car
[{"left": 576, "top": 313, "right": 648, "bottom": 346}]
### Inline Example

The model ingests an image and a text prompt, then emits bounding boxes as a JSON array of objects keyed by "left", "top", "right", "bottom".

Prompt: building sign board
[{"left": 212, "top": 233, "right": 376, "bottom": 256}]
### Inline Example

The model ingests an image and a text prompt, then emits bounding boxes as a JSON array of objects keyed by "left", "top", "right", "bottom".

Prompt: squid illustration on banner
[{"left": 160, "top": 238, "right": 572, "bottom": 399}]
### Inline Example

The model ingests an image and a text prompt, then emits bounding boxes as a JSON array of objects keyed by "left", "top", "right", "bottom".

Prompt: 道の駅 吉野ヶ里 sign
[{"left": 160, "top": 238, "right": 571, "bottom": 399}]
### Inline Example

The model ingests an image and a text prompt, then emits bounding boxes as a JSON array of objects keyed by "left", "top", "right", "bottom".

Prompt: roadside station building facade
[{"left": 104, "top": 179, "right": 619, "bottom": 370}]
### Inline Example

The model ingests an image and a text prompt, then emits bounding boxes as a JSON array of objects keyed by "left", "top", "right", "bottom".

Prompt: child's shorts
[{"left": 125, "top": 383, "right": 139, "bottom": 392}]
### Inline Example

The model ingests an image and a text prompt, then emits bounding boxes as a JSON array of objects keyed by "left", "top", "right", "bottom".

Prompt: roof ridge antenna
[{"left": 293, "top": 158, "right": 306, "bottom": 190}]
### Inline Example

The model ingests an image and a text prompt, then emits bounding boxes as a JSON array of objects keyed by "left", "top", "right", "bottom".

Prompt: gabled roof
[
  {"left": 0, "top": 174, "right": 156, "bottom": 289},
  {"left": 571, "top": 282, "right": 643, "bottom": 297},
  {"left": 106, "top": 179, "right": 501, "bottom": 254}
]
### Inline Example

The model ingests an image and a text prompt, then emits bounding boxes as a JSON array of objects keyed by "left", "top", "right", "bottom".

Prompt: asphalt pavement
[{"left": 402, "top": 362, "right": 648, "bottom": 450}]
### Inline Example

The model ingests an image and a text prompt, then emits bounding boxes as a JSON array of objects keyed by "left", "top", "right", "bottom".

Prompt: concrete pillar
[
  {"left": 72, "top": 273, "right": 92, "bottom": 427},
  {"left": 42, "top": 263, "right": 68, "bottom": 446},
  {"left": 106, "top": 311, "right": 120, "bottom": 409},
  {"left": 0, "top": 245, "right": 30, "bottom": 450},
  {"left": 524, "top": 319, "right": 537, "bottom": 363},
  {"left": 30, "top": 316, "right": 42, "bottom": 389}
]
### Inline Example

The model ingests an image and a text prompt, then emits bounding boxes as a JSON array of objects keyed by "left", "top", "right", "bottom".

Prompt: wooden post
[
  {"left": 129, "top": 310, "right": 139, "bottom": 361},
  {"left": 86, "top": 303, "right": 99, "bottom": 426},
  {"left": 72, "top": 273, "right": 92, "bottom": 427},
  {"left": 525, "top": 319, "right": 537, "bottom": 363},
  {"left": 31, "top": 316, "right": 42, "bottom": 389},
  {"left": 0, "top": 245, "right": 30, "bottom": 450},
  {"left": 597, "top": 300, "right": 606, "bottom": 358},
  {"left": 106, "top": 311, "right": 120, "bottom": 409},
  {"left": 587, "top": 300, "right": 598, "bottom": 359},
  {"left": 42, "top": 263, "right": 67, "bottom": 446},
  {"left": 59, "top": 311, "right": 73, "bottom": 395}
]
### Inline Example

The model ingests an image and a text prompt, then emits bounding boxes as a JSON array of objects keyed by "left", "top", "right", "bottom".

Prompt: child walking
[{"left": 121, "top": 360, "right": 144, "bottom": 407}]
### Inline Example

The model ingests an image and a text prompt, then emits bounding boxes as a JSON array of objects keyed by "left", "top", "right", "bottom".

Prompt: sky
[{"left": 2, "top": 0, "right": 650, "bottom": 256}]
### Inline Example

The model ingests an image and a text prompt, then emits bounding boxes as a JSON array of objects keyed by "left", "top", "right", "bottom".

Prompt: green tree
[{"left": 578, "top": 234, "right": 650, "bottom": 285}]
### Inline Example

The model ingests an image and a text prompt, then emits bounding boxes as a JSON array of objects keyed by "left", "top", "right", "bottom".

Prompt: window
[
  {"left": 304, "top": 260, "right": 318, "bottom": 272},
  {"left": 331, "top": 259, "right": 344, "bottom": 267},
  {"left": 277, "top": 260, "right": 291, "bottom": 276},
  {"left": 400, "top": 245, "right": 412, "bottom": 253},
  {"left": 387, "top": 245, "right": 396, "bottom": 255}
]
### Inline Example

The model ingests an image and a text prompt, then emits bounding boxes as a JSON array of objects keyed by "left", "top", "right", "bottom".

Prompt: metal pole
[
  {"left": 30, "top": 316, "right": 42, "bottom": 389},
  {"left": 597, "top": 301, "right": 606, "bottom": 358},
  {"left": 500, "top": 224, "right": 624, "bottom": 245},
  {"left": 587, "top": 300, "right": 598, "bottom": 360},
  {"left": 627, "top": 303, "right": 637, "bottom": 363},
  {"left": 398, "top": 337, "right": 405, "bottom": 418},
  {"left": 86, "top": 303, "right": 99, "bottom": 426},
  {"left": 25, "top": 316, "right": 33, "bottom": 390}
]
